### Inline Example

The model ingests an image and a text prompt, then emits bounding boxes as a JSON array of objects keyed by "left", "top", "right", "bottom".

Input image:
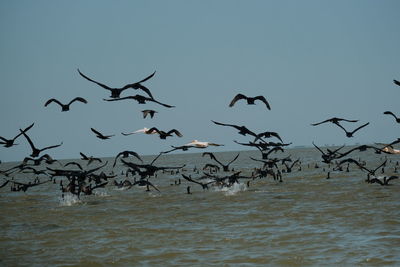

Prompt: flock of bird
[{"left": 0, "top": 73, "right": 399, "bottom": 198}]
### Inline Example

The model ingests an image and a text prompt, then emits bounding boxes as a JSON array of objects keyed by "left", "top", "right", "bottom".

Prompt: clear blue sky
[{"left": 0, "top": 0, "right": 399, "bottom": 162}]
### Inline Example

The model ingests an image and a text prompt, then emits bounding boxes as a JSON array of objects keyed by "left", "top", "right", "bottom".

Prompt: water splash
[
  {"left": 214, "top": 182, "right": 247, "bottom": 196},
  {"left": 58, "top": 193, "right": 81, "bottom": 206}
]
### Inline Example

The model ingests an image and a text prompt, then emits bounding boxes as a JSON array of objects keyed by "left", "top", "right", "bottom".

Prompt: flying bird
[
  {"left": 103, "top": 95, "right": 175, "bottom": 108},
  {"left": 44, "top": 97, "right": 87, "bottom": 111},
  {"left": 202, "top": 152, "right": 239, "bottom": 172},
  {"left": 184, "top": 140, "right": 224, "bottom": 148},
  {"left": 0, "top": 123, "right": 34, "bottom": 148},
  {"left": 311, "top": 117, "right": 358, "bottom": 126},
  {"left": 383, "top": 111, "right": 400, "bottom": 123},
  {"left": 145, "top": 127, "right": 183, "bottom": 139},
  {"left": 80, "top": 152, "right": 102, "bottom": 165},
  {"left": 394, "top": 79, "right": 400, "bottom": 86},
  {"left": 212, "top": 120, "right": 258, "bottom": 138},
  {"left": 121, "top": 127, "right": 158, "bottom": 136},
  {"left": 335, "top": 122, "right": 369, "bottom": 138},
  {"left": 142, "top": 110, "right": 158, "bottom": 119},
  {"left": 369, "top": 175, "right": 398, "bottom": 186},
  {"left": 229, "top": 94, "right": 271, "bottom": 109},
  {"left": 113, "top": 150, "right": 143, "bottom": 167},
  {"left": 78, "top": 69, "right": 156, "bottom": 99},
  {"left": 91, "top": 128, "right": 114, "bottom": 140},
  {"left": 19, "top": 128, "right": 62, "bottom": 158}
]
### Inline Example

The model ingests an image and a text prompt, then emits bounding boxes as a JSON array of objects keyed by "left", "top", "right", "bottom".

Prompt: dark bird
[
  {"left": 182, "top": 174, "right": 214, "bottom": 190},
  {"left": 335, "top": 122, "right": 369, "bottom": 137},
  {"left": 113, "top": 150, "right": 143, "bottom": 167},
  {"left": 11, "top": 180, "right": 49, "bottom": 192},
  {"left": 20, "top": 128, "right": 62, "bottom": 158},
  {"left": 103, "top": 95, "right": 175, "bottom": 108},
  {"left": 90, "top": 128, "right": 114, "bottom": 140},
  {"left": 145, "top": 127, "right": 183, "bottom": 139},
  {"left": 383, "top": 111, "right": 400, "bottom": 123},
  {"left": 142, "top": 109, "right": 158, "bottom": 119},
  {"left": 229, "top": 94, "right": 271, "bottom": 110},
  {"left": 255, "top": 131, "right": 283, "bottom": 143},
  {"left": 212, "top": 120, "right": 258, "bottom": 138},
  {"left": 80, "top": 152, "right": 102, "bottom": 165},
  {"left": 0, "top": 123, "right": 34, "bottom": 148},
  {"left": 78, "top": 69, "right": 155, "bottom": 99},
  {"left": 44, "top": 97, "right": 87, "bottom": 111},
  {"left": 339, "top": 158, "right": 386, "bottom": 176},
  {"left": 202, "top": 152, "right": 239, "bottom": 172},
  {"left": 394, "top": 79, "right": 400, "bottom": 86},
  {"left": 311, "top": 117, "right": 358, "bottom": 126},
  {"left": 370, "top": 175, "right": 398, "bottom": 186}
]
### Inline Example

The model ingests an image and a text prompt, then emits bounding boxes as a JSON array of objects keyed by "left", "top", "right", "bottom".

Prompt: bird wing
[
  {"left": 19, "top": 129, "right": 37, "bottom": 152},
  {"left": 351, "top": 122, "right": 369, "bottom": 134},
  {"left": 44, "top": 98, "right": 63, "bottom": 107},
  {"left": 167, "top": 129, "right": 183, "bottom": 137},
  {"left": 254, "top": 96, "right": 271, "bottom": 110},
  {"left": 394, "top": 79, "right": 400, "bottom": 86},
  {"left": 14, "top": 123, "right": 35, "bottom": 140},
  {"left": 227, "top": 153, "right": 240, "bottom": 166},
  {"left": 386, "top": 176, "right": 399, "bottom": 183},
  {"left": 41, "top": 142, "right": 63, "bottom": 152},
  {"left": 77, "top": 69, "right": 113, "bottom": 90},
  {"left": 91, "top": 128, "right": 104, "bottom": 137},
  {"left": 69, "top": 97, "right": 88, "bottom": 106},
  {"left": 229, "top": 93, "right": 247, "bottom": 107},
  {"left": 148, "top": 98, "right": 175, "bottom": 108},
  {"left": 383, "top": 111, "right": 397, "bottom": 119}
]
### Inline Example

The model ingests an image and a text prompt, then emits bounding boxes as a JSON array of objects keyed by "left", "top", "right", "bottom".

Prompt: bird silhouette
[
  {"left": 80, "top": 152, "right": 102, "bottom": 165},
  {"left": 103, "top": 95, "right": 175, "bottom": 108},
  {"left": 394, "top": 79, "right": 400, "bottom": 86},
  {"left": 19, "top": 128, "right": 62, "bottom": 157},
  {"left": 369, "top": 175, "right": 398, "bottom": 186},
  {"left": 113, "top": 150, "right": 143, "bottom": 167},
  {"left": 335, "top": 122, "right": 369, "bottom": 137},
  {"left": 229, "top": 94, "right": 271, "bottom": 109},
  {"left": 142, "top": 109, "right": 158, "bottom": 119},
  {"left": 121, "top": 127, "right": 158, "bottom": 136},
  {"left": 145, "top": 127, "right": 183, "bottom": 139},
  {"left": 383, "top": 111, "right": 400, "bottom": 123},
  {"left": 212, "top": 120, "right": 258, "bottom": 138},
  {"left": 202, "top": 152, "right": 239, "bottom": 172},
  {"left": 90, "top": 128, "right": 114, "bottom": 140},
  {"left": 311, "top": 117, "right": 358, "bottom": 126},
  {"left": 0, "top": 123, "right": 34, "bottom": 148},
  {"left": 44, "top": 97, "right": 87, "bottom": 111},
  {"left": 78, "top": 69, "right": 155, "bottom": 99}
]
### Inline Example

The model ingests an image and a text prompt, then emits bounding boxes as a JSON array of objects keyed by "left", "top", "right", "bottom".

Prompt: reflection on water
[{"left": 0, "top": 147, "right": 399, "bottom": 266}]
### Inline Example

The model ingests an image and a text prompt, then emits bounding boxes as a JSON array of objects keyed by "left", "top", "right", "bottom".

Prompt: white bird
[
  {"left": 121, "top": 127, "right": 157, "bottom": 136},
  {"left": 184, "top": 140, "right": 224, "bottom": 148}
]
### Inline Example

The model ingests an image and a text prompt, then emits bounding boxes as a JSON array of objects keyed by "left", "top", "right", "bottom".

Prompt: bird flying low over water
[
  {"left": 113, "top": 150, "right": 143, "bottom": 167},
  {"left": 142, "top": 109, "right": 158, "bottom": 119},
  {"left": 44, "top": 97, "right": 87, "bottom": 111},
  {"left": 229, "top": 94, "right": 271, "bottom": 110},
  {"left": 369, "top": 175, "right": 398, "bottom": 186},
  {"left": 394, "top": 79, "right": 400, "bottom": 86},
  {"left": 103, "top": 95, "right": 175, "bottom": 108},
  {"left": 383, "top": 111, "right": 400, "bottom": 123},
  {"left": 78, "top": 69, "right": 155, "bottom": 99},
  {"left": 311, "top": 117, "right": 358, "bottom": 126},
  {"left": 335, "top": 122, "right": 370, "bottom": 138},
  {"left": 90, "top": 128, "right": 115, "bottom": 140}
]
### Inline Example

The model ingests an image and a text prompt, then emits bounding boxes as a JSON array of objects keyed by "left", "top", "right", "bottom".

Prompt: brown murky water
[{"left": 1, "top": 147, "right": 399, "bottom": 266}]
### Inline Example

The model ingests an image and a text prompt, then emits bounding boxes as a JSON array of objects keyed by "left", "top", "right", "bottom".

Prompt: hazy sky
[{"left": 0, "top": 0, "right": 399, "bottom": 162}]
